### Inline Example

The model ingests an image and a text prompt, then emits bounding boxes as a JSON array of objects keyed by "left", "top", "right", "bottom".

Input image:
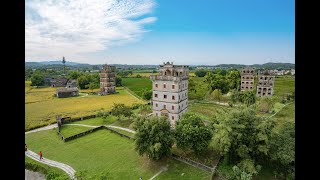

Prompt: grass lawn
[
  {"left": 25, "top": 81, "right": 145, "bottom": 131},
  {"left": 111, "top": 118, "right": 135, "bottom": 129},
  {"left": 154, "top": 159, "right": 212, "bottom": 180},
  {"left": 67, "top": 116, "right": 117, "bottom": 126},
  {"left": 271, "top": 102, "right": 295, "bottom": 132},
  {"left": 171, "top": 146, "right": 220, "bottom": 167},
  {"left": 188, "top": 102, "right": 233, "bottom": 120},
  {"left": 108, "top": 127, "right": 135, "bottom": 138},
  {"left": 273, "top": 77, "right": 295, "bottom": 98},
  {"left": 60, "top": 125, "right": 94, "bottom": 138},
  {"left": 122, "top": 78, "right": 152, "bottom": 98},
  {"left": 25, "top": 129, "right": 211, "bottom": 179}
]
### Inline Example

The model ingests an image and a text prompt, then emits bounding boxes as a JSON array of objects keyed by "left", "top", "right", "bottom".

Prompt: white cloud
[{"left": 25, "top": 0, "right": 156, "bottom": 63}]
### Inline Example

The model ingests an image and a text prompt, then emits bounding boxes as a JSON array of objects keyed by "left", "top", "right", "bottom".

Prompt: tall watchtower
[
  {"left": 240, "top": 67, "right": 255, "bottom": 91},
  {"left": 99, "top": 64, "right": 116, "bottom": 95},
  {"left": 256, "top": 70, "right": 275, "bottom": 97},
  {"left": 150, "top": 62, "right": 189, "bottom": 128}
]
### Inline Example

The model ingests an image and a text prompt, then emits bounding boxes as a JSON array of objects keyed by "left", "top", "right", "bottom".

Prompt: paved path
[
  {"left": 267, "top": 102, "right": 293, "bottom": 119},
  {"left": 64, "top": 124, "right": 136, "bottom": 133},
  {"left": 25, "top": 124, "right": 57, "bottom": 134},
  {"left": 25, "top": 122, "right": 136, "bottom": 180},
  {"left": 106, "top": 125, "right": 136, "bottom": 133},
  {"left": 25, "top": 150, "right": 76, "bottom": 179},
  {"left": 64, "top": 124, "right": 99, "bottom": 128},
  {"left": 149, "top": 166, "right": 168, "bottom": 180}
]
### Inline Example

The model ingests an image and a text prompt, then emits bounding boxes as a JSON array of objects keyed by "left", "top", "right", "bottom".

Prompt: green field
[
  {"left": 271, "top": 102, "right": 295, "bottom": 132},
  {"left": 122, "top": 78, "right": 152, "bottom": 98},
  {"left": 67, "top": 116, "right": 118, "bottom": 126},
  {"left": 273, "top": 76, "right": 295, "bottom": 98},
  {"left": 188, "top": 102, "right": 233, "bottom": 120},
  {"left": 60, "top": 125, "right": 93, "bottom": 137},
  {"left": 25, "top": 81, "right": 145, "bottom": 131},
  {"left": 25, "top": 129, "right": 211, "bottom": 179}
]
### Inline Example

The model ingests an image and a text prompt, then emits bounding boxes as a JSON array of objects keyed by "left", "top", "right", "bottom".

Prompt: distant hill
[
  {"left": 196, "top": 62, "right": 295, "bottom": 70},
  {"left": 25, "top": 61, "right": 89, "bottom": 66},
  {"left": 25, "top": 61, "right": 294, "bottom": 70}
]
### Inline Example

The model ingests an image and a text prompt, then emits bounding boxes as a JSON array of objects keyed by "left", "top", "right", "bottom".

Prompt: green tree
[
  {"left": 133, "top": 116, "right": 174, "bottom": 160},
  {"left": 116, "top": 77, "right": 122, "bottom": 87},
  {"left": 227, "top": 70, "right": 241, "bottom": 90},
  {"left": 110, "top": 103, "right": 132, "bottom": 120},
  {"left": 242, "top": 91, "right": 256, "bottom": 106},
  {"left": 142, "top": 88, "right": 152, "bottom": 100},
  {"left": 175, "top": 113, "right": 213, "bottom": 155},
  {"left": 31, "top": 73, "right": 45, "bottom": 86},
  {"left": 67, "top": 71, "right": 82, "bottom": 80},
  {"left": 211, "top": 89, "right": 222, "bottom": 102},
  {"left": 205, "top": 72, "right": 229, "bottom": 94},
  {"left": 269, "top": 121, "right": 295, "bottom": 179},
  {"left": 230, "top": 89, "right": 241, "bottom": 103},
  {"left": 85, "top": 82, "right": 99, "bottom": 93},
  {"left": 194, "top": 70, "right": 207, "bottom": 77},
  {"left": 211, "top": 107, "right": 274, "bottom": 163},
  {"left": 188, "top": 78, "right": 197, "bottom": 93},
  {"left": 77, "top": 74, "right": 91, "bottom": 89},
  {"left": 257, "top": 96, "right": 276, "bottom": 113}
]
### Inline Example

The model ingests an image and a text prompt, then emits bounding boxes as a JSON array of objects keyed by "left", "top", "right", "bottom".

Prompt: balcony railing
[{"left": 150, "top": 75, "right": 188, "bottom": 81}]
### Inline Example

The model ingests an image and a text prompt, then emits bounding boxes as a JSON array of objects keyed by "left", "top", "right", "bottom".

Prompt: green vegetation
[
  {"left": 194, "top": 69, "right": 208, "bottom": 77},
  {"left": 31, "top": 73, "right": 45, "bottom": 86},
  {"left": 273, "top": 76, "right": 295, "bottom": 98},
  {"left": 133, "top": 116, "right": 174, "bottom": 160},
  {"left": 60, "top": 125, "right": 93, "bottom": 137},
  {"left": 25, "top": 83, "right": 145, "bottom": 131},
  {"left": 108, "top": 127, "right": 135, "bottom": 138},
  {"left": 175, "top": 113, "right": 213, "bottom": 155},
  {"left": 188, "top": 77, "right": 209, "bottom": 100},
  {"left": 68, "top": 116, "right": 117, "bottom": 126},
  {"left": 111, "top": 103, "right": 134, "bottom": 120},
  {"left": 25, "top": 129, "right": 210, "bottom": 179},
  {"left": 25, "top": 156, "right": 69, "bottom": 180},
  {"left": 188, "top": 102, "right": 233, "bottom": 120},
  {"left": 122, "top": 77, "right": 152, "bottom": 98},
  {"left": 154, "top": 159, "right": 211, "bottom": 179}
]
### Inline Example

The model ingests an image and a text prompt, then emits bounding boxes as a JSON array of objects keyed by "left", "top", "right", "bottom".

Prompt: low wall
[
  {"left": 104, "top": 126, "right": 135, "bottom": 140},
  {"left": 62, "top": 114, "right": 97, "bottom": 124},
  {"left": 171, "top": 153, "right": 214, "bottom": 172},
  {"left": 63, "top": 126, "right": 104, "bottom": 142}
]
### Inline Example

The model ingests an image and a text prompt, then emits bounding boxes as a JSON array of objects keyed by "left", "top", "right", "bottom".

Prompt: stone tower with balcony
[
  {"left": 150, "top": 62, "right": 189, "bottom": 128},
  {"left": 99, "top": 64, "right": 116, "bottom": 95},
  {"left": 256, "top": 70, "right": 275, "bottom": 97},
  {"left": 240, "top": 67, "right": 255, "bottom": 91}
]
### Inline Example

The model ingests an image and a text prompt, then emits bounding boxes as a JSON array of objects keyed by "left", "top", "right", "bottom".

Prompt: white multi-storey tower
[{"left": 150, "top": 62, "right": 189, "bottom": 128}]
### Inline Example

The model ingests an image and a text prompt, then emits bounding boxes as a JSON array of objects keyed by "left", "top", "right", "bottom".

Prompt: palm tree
[{"left": 62, "top": 56, "right": 66, "bottom": 75}]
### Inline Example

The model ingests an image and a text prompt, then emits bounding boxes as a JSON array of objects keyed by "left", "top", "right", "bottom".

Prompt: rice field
[{"left": 25, "top": 81, "right": 145, "bottom": 131}]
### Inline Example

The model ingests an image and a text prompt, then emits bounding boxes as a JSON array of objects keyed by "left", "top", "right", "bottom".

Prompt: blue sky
[{"left": 25, "top": 0, "right": 295, "bottom": 65}]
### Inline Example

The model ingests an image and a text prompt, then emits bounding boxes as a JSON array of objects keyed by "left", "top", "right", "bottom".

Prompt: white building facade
[{"left": 150, "top": 62, "right": 189, "bottom": 128}]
